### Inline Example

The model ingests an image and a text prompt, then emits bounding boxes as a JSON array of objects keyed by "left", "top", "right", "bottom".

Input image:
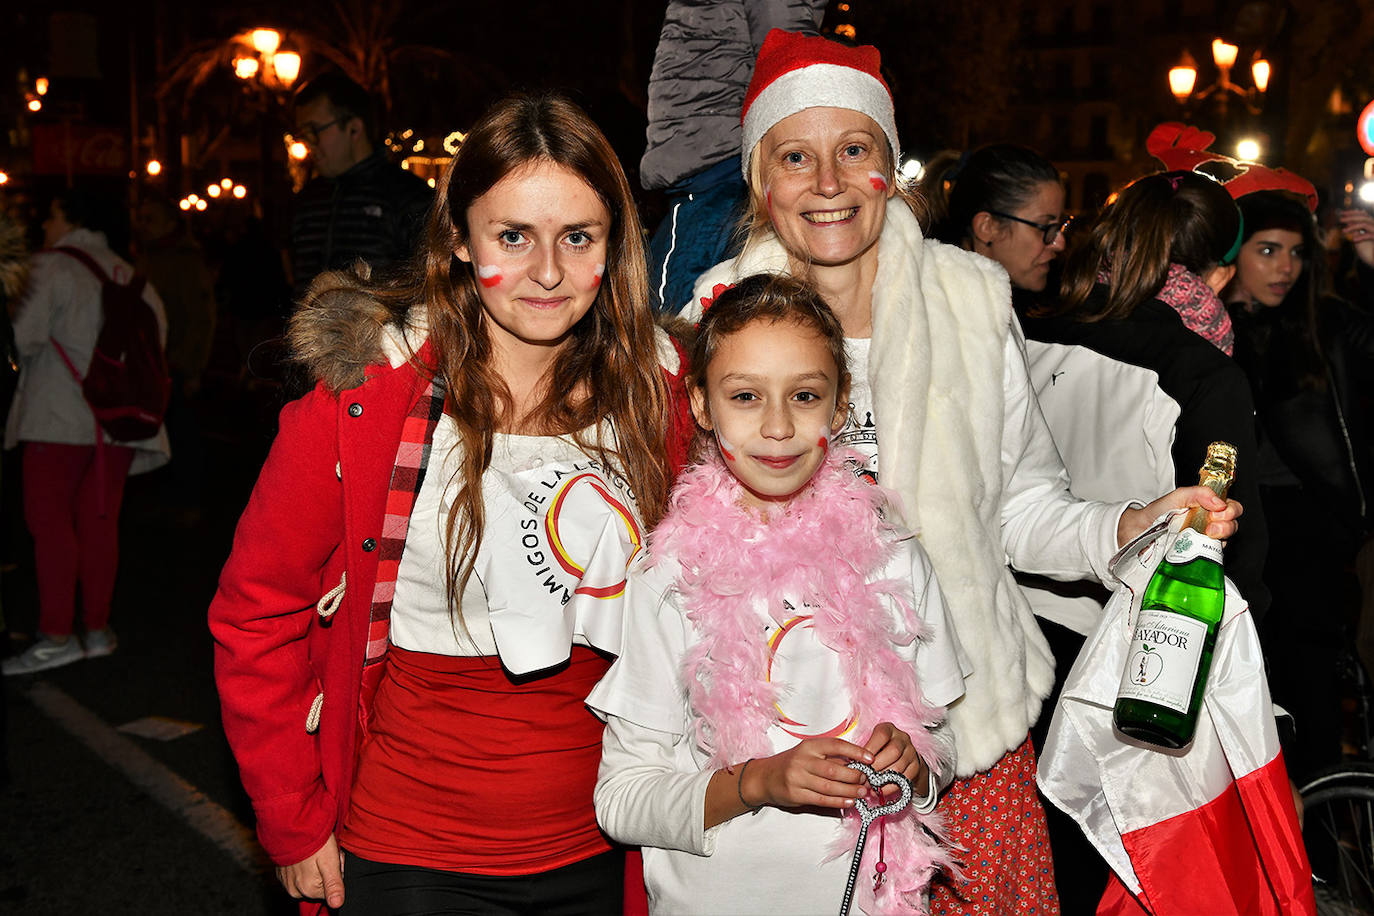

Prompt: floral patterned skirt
[{"left": 929, "top": 736, "right": 1060, "bottom": 915}]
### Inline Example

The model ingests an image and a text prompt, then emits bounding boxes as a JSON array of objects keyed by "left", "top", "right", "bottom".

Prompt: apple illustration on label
[{"left": 1130, "top": 644, "right": 1164, "bottom": 686}]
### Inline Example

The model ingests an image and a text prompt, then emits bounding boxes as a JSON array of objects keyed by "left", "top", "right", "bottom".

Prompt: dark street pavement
[{"left": 1, "top": 375, "right": 299, "bottom": 914}]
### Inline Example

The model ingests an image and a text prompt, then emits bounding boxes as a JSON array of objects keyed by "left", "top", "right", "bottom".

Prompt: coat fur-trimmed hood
[
  {"left": 290, "top": 265, "right": 684, "bottom": 395},
  {"left": 0, "top": 213, "right": 29, "bottom": 305},
  {"left": 288, "top": 265, "right": 408, "bottom": 393}
]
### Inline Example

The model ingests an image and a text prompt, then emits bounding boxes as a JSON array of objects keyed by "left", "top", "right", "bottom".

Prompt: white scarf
[{"left": 689, "top": 204, "right": 1056, "bottom": 775}]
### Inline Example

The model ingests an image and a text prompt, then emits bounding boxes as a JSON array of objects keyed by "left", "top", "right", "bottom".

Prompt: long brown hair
[
  {"left": 1057, "top": 170, "right": 1240, "bottom": 321},
  {"left": 355, "top": 92, "right": 670, "bottom": 621}
]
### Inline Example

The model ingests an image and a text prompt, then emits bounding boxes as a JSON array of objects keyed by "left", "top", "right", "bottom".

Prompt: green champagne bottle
[{"left": 1113, "top": 442, "right": 1235, "bottom": 749}]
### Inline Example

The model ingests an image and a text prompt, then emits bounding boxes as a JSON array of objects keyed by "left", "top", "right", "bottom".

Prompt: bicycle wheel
[
  {"left": 1303, "top": 782, "right": 1374, "bottom": 915},
  {"left": 1303, "top": 763, "right": 1374, "bottom": 797}
]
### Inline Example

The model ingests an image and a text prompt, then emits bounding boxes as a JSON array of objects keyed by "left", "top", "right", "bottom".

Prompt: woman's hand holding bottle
[{"left": 1118, "top": 486, "right": 1242, "bottom": 548}]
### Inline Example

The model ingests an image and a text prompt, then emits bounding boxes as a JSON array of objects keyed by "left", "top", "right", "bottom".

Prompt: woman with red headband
[{"left": 673, "top": 30, "right": 1241, "bottom": 914}]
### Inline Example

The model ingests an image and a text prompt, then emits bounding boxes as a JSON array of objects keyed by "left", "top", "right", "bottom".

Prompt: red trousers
[{"left": 23, "top": 441, "right": 135, "bottom": 636}]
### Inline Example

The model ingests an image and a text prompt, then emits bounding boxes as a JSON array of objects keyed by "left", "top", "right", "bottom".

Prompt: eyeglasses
[
  {"left": 295, "top": 116, "right": 347, "bottom": 145},
  {"left": 987, "top": 210, "right": 1074, "bottom": 245}
]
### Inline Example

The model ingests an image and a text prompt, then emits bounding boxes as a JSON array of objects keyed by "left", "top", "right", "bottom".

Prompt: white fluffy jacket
[{"left": 688, "top": 204, "right": 1128, "bottom": 775}]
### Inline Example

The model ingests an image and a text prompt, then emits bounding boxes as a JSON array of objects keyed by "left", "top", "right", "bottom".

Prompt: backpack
[{"left": 47, "top": 246, "right": 171, "bottom": 442}]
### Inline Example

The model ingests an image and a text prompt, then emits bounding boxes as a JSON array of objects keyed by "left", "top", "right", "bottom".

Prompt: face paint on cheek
[
  {"left": 868, "top": 171, "right": 888, "bottom": 192},
  {"left": 476, "top": 264, "right": 503, "bottom": 289},
  {"left": 592, "top": 263, "right": 604, "bottom": 286},
  {"left": 715, "top": 431, "right": 737, "bottom": 463},
  {"left": 817, "top": 424, "right": 831, "bottom": 451}
]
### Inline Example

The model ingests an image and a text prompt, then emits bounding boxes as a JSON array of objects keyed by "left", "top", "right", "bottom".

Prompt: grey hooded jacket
[{"left": 640, "top": 0, "right": 826, "bottom": 190}]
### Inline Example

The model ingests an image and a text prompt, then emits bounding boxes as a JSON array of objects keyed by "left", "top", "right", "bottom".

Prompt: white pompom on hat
[{"left": 740, "top": 29, "right": 899, "bottom": 179}]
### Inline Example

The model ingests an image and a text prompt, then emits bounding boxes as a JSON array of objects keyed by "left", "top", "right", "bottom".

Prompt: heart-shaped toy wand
[{"left": 838, "top": 761, "right": 913, "bottom": 916}]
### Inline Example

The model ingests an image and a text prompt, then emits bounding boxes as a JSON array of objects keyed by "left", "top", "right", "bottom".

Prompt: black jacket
[
  {"left": 1229, "top": 296, "right": 1374, "bottom": 546},
  {"left": 290, "top": 151, "right": 433, "bottom": 300}
]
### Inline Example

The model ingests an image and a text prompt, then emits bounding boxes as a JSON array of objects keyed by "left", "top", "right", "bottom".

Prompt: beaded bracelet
[{"left": 737, "top": 758, "right": 764, "bottom": 815}]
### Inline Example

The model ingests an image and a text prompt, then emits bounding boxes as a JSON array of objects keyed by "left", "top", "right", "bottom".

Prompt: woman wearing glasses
[
  {"left": 680, "top": 31, "right": 1240, "bottom": 914},
  {"left": 923, "top": 144, "right": 1071, "bottom": 302}
]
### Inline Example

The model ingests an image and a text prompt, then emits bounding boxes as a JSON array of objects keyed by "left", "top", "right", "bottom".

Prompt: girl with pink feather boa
[{"left": 589, "top": 274, "right": 967, "bottom": 914}]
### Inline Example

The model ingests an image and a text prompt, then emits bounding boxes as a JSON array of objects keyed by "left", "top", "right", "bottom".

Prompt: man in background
[{"left": 290, "top": 73, "right": 432, "bottom": 300}]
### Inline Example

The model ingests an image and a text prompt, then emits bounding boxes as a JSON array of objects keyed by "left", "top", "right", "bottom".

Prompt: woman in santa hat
[{"left": 678, "top": 30, "right": 1243, "bottom": 914}]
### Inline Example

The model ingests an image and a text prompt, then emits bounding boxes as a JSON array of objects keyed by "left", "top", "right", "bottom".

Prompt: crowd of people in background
[{"left": 6, "top": 9, "right": 1374, "bottom": 915}]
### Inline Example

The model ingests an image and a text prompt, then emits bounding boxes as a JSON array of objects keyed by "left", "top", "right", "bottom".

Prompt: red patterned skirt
[{"left": 929, "top": 736, "right": 1060, "bottom": 915}]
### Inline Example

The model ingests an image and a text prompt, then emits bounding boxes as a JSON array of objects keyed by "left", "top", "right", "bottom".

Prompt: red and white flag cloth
[{"left": 1037, "top": 518, "right": 1316, "bottom": 915}]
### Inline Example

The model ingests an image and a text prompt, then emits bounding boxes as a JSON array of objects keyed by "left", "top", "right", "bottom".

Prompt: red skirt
[
  {"left": 929, "top": 736, "right": 1061, "bottom": 915},
  {"left": 339, "top": 645, "right": 612, "bottom": 875}
]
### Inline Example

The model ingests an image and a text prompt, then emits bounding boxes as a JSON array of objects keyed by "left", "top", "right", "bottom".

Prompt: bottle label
[
  {"left": 1163, "top": 528, "right": 1223, "bottom": 565},
  {"left": 1116, "top": 609, "right": 1210, "bottom": 713}
]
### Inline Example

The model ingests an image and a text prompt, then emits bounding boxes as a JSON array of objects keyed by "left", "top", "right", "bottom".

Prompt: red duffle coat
[{"left": 209, "top": 326, "right": 693, "bottom": 906}]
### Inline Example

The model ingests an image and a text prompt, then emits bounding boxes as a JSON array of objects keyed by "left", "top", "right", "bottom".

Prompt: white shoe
[
  {"left": 2, "top": 636, "right": 84, "bottom": 675},
  {"left": 83, "top": 628, "right": 118, "bottom": 658}
]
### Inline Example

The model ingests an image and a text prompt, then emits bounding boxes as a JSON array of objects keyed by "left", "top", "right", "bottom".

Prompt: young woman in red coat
[{"left": 209, "top": 92, "right": 693, "bottom": 914}]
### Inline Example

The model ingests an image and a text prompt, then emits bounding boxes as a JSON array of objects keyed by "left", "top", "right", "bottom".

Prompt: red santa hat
[{"left": 741, "top": 29, "right": 899, "bottom": 178}]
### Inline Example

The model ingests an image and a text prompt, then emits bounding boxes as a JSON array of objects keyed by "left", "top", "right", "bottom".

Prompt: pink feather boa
[{"left": 650, "top": 448, "right": 955, "bottom": 913}]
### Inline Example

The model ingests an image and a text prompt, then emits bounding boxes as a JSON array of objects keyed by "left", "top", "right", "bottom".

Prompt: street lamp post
[
  {"left": 1169, "top": 39, "right": 1270, "bottom": 117},
  {"left": 228, "top": 28, "right": 301, "bottom": 223}
]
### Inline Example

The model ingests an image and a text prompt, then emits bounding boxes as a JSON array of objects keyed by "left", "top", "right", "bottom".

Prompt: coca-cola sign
[{"left": 32, "top": 125, "right": 128, "bottom": 176}]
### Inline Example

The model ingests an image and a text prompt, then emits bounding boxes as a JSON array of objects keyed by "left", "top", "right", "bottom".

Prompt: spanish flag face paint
[
  {"left": 690, "top": 318, "right": 847, "bottom": 510},
  {"left": 476, "top": 264, "right": 503, "bottom": 288}
]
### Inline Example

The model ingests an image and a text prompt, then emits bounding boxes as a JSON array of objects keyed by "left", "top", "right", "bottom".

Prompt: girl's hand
[
  {"left": 276, "top": 833, "right": 345, "bottom": 909},
  {"left": 742, "top": 737, "right": 875, "bottom": 810},
  {"left": 1339, "top": 209, "right": 1374, "bottom": 268},
  {"left": 1118, "top": 486, "right": 1242, "bottom": 547},
  {"left": 866, "top": 721, "right": 931, "bottom": 799}
]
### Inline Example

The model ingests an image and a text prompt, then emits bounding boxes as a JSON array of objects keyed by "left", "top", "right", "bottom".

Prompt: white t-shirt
[
  {"left": 589, "top": 534, "right": 966, "bottom": 915},
  {"left": 835, "top": 337, "right": 879, "bottom": 483},
  {"left": 390, "top": 417, "right": 642, "bottom": 673}
]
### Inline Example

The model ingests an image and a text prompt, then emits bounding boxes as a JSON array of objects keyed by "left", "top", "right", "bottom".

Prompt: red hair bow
[{"left": 699, "top": 283, "right": 733, "bottom": 313}]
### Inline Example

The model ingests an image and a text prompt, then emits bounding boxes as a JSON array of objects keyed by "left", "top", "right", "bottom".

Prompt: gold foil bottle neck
[{"left": 1198, "top": 441, "right": 1236, "bottom": 494}]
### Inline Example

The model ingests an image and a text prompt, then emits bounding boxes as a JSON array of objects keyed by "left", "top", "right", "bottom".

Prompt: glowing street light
[
  {"left": 1236, "top": 138, "right": 1262, "bottom": 161},
  {"left": 207, "top": 184, "right": 222, "bottom": 198},
  {"left": 272, "top": 51, "right": 301, "bottom": 87},
  {"left": 220, "top": 178, "right": 233, "bottom": 189},
  {"left": 1211, "top": 39, "right": 1238, "bottom": 70},
  {"left": 26, "top": 98, "right": 41, "bottom": 112},
  {"left": 1169, "top": 53, "right": 1198, "bottom": 102},
  {"left": 233, "top": 57, "right": 260, "bottom": 80},
  {"left": 900, "top": 158, "right": 924, "bottom": 181},
  {"left": 289, "top": 140, "right": 309, "bottom": 160},
  {"left": 251, "top": 29, "right": 281, "bottom": 55},
  {"left": 179, "top": 198, "right": 192, "bottom": 211},
  {"left": 146, "top": 159, "right": 163, "bottom": 176},
  {"left": 35, "top": 77, "right": 49, "bottom": 95},
  {"left": 1169, "top": 39, "right": 1268, "bottom": 115},
  {"left": 195, "top": 199, "right": 208, "bottom": 211},
  {"left": 232, "top": 185, "right": 247, "bottom": 199}
]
